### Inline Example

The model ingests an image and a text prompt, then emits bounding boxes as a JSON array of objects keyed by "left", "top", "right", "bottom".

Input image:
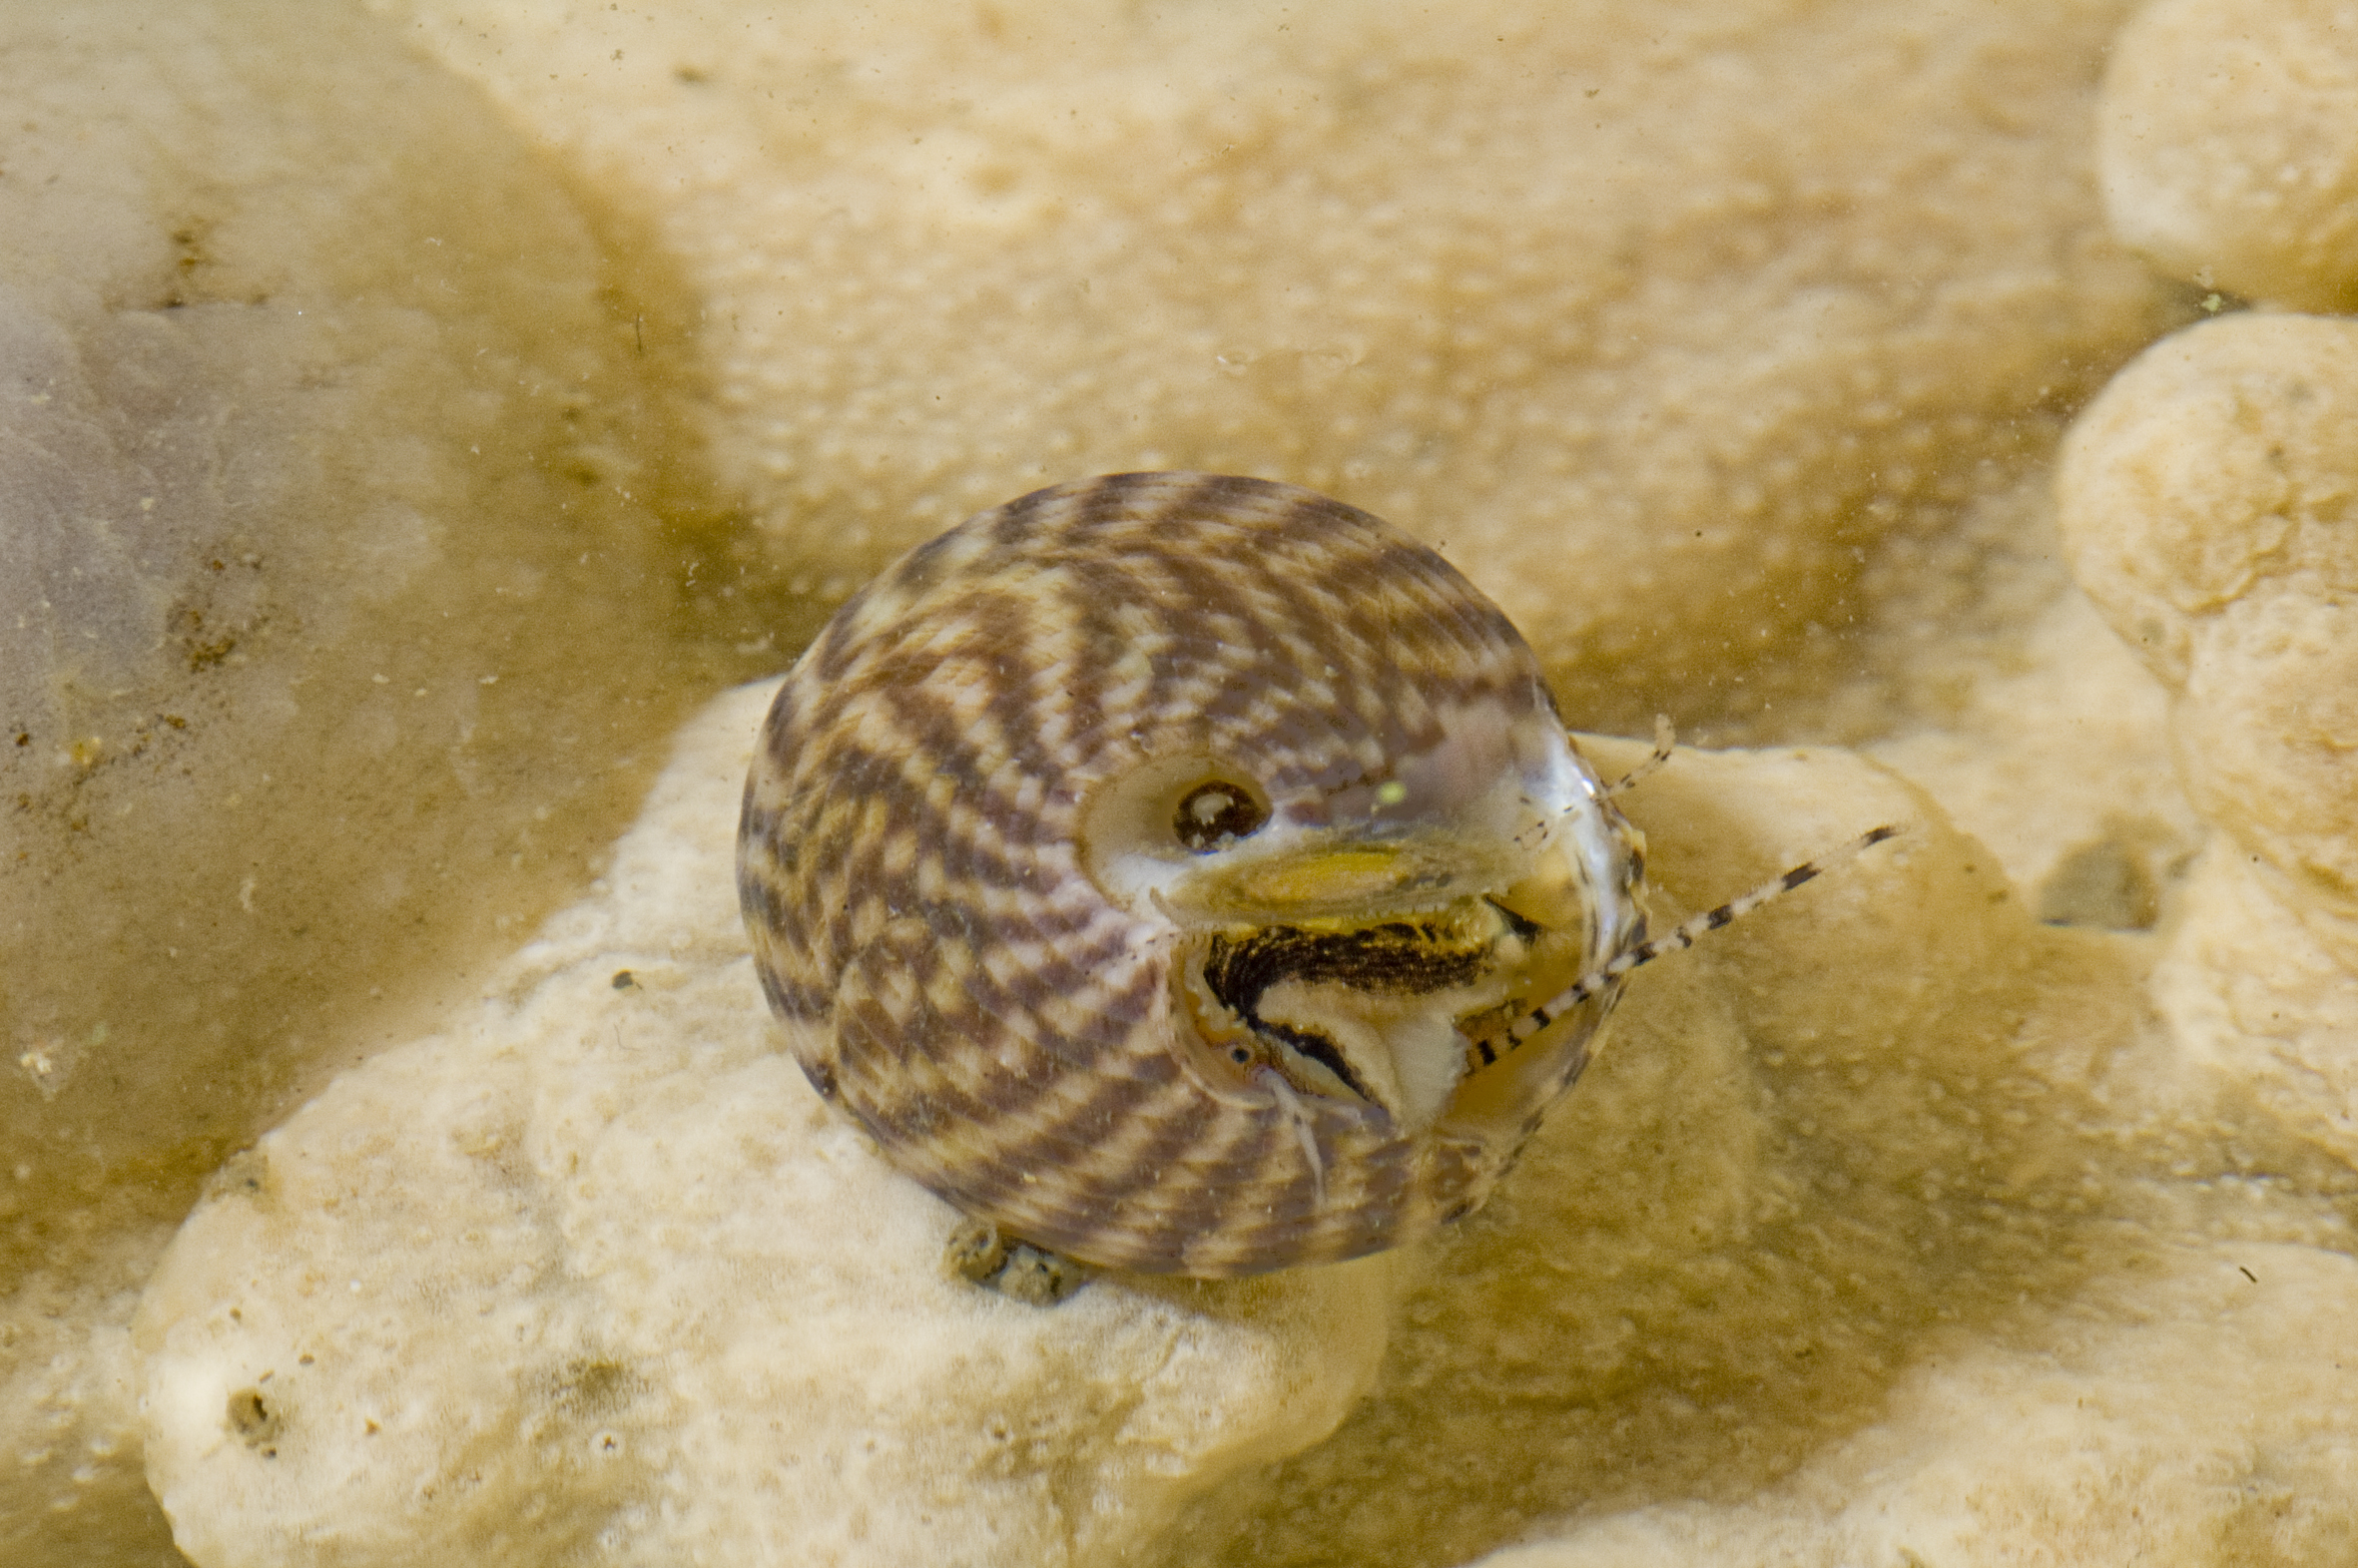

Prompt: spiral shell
[{"left": 738, "top": 473, "right": 1644, "bottom": 1276}]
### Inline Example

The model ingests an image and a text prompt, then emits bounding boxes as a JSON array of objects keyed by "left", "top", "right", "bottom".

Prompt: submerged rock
[
  {"left": 0, "top": 1, "right": 699, "bottom": 1559},
  {"left": 13, "top": 0, "right": 2358, "bottom": 1562},
  {"left": 136, "top": 683, "right": 1397, "bottom": 1568}
]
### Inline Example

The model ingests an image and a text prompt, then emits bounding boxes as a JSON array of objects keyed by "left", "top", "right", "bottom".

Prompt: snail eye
[{"left": 1173, "top": 780, "right": 1269, "bottom": 851}]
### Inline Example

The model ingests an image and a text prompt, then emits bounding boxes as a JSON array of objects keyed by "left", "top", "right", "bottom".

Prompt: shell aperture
[{"left": 737, "top": 472, "right": 1644, "bottom": 1276}]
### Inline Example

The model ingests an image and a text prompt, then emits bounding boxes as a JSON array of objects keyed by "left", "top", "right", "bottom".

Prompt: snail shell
[{"left": 738, "top": 473, "right": 1644, "bottom": 1276}]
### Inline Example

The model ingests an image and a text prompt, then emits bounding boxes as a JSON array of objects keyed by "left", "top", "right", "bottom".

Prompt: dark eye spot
[{"left": 1174, "top": 780, "right": 1268, "bottom": 851}]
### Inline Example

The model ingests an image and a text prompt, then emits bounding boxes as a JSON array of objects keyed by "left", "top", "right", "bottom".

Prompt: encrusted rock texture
[{"left": 6, "top": 0, "right": 2356, "bottom": 1563}]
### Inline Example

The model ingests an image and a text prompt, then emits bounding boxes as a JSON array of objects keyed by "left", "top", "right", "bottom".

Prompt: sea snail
[{"left": 739, "top": 472, "right": 1888, "bottom": 1278}]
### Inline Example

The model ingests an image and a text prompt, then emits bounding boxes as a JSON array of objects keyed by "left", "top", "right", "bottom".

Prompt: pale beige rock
[
  {"left": 2100, "top": 0, "right": 2358, "bottom": 311},
  {"left": 2060, "top": 311, "right": 2358, "bottom": 1178},
  {"left": 2049, "top": 312, "right": 2358, "bottom": 964},
  {"left": 2056, "top": 312, "right": 2358, "bottom": 918},
  {"left": 0, "top": 1247, "right": 153, "bottom": 1567},
  {"left": 2157, "top": 846, "right": 2358, "bottom": 1155},
  {"left": 0, "top": 3, "right": 707, "bottom": 1561},
  {"left": 1472, "top": 1244, "right": 2358, "bottom": 1567},
  {"left": 146, "top": 704, "right": 2200, "bottom": 1568},
  {"left": 1867, "top": 583, "right": 2199, "bottom": 910},
  {"left": 2055, "top": 312, "right": 2358, "bottom": 689},
  {"left": 135, "top": 683, "right": 1396, "bottom": 1568},
  {"left": 1157, "top": 740, "right": 2342, "bottom": 1567},
  {"left": 21, "top": 0, "right": 2354, "bottom": 1563},
  {"left": 367, "top": 0, "right": 2172, "bottom": 738},
  {"left": 1149, "top": 740, "right": 2358, "bottom": 1568},
  {"left": 2180, "top": 586, "right": 2358, "bottom": 920}
]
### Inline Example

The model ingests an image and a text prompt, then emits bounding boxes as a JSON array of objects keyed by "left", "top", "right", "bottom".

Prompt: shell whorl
[{"left": 738, "top": 473, "right": 1643, "bottom": 1276}]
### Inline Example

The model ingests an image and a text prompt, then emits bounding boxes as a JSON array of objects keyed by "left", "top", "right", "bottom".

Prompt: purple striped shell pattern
[{"left": 738, "top": 473, "right": 1644, "bottom": 1276}]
